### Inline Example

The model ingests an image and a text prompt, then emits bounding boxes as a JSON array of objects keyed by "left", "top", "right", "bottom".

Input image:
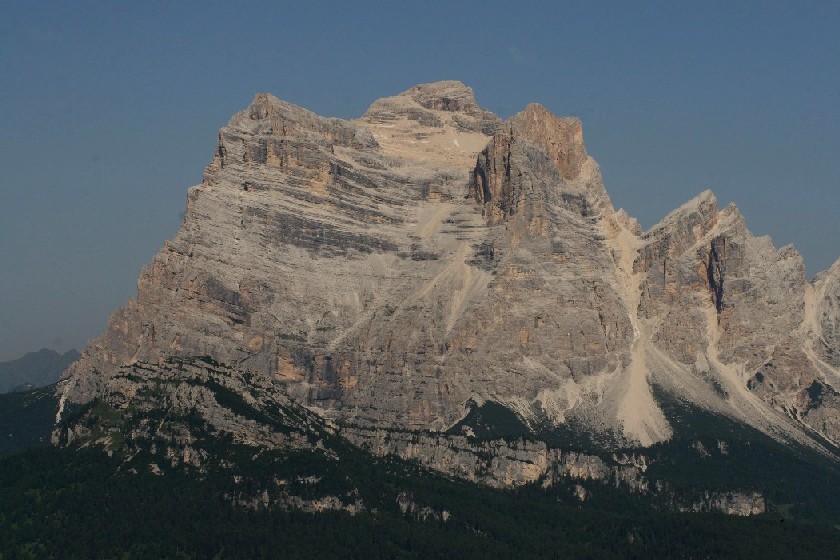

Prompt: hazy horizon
[{"left": 1, "top": 1, "right": 839, "bottom": 360}]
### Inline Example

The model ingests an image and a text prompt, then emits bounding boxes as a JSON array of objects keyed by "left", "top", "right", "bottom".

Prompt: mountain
[
  {"left": 37, "top": 81, "right": 840, "bottom": 537},
  {"left": 58, "top": 81, "right": 840, "bottom": 450},
  {"left": 0, "top": 348, "right": 79, "bottom": 394}
]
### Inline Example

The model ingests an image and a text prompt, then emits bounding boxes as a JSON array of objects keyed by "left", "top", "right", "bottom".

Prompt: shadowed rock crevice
[{"left": 707, "top": 238, "right": 725, "bottom": 316}]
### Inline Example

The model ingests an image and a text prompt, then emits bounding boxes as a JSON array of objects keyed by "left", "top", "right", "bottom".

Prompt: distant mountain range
[{"left": 0, "top": 348, "right": 79, "bottom": 393}]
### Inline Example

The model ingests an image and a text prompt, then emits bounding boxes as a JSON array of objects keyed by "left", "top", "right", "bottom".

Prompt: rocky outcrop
[
  {"left": 343, "top": 426, "right": 651, "bottom": 492},
  {"left": 631, "top": 189, "right": 838, "bottom": 447},
  {"left": 365, "top": 80, "right": 499, "bottom": 136},
  {"left": 345, "top": 427, "right": 553, "bottom": 488},
  {"left": 396, "top": 491, "right": 451, "bottom": 522},
  {"left": 343, "top": 425, "right": 765, "bottom": 516},
  {"left": 509, "top": 104, "right": 588, "bottom": 181},
  {"left": 815, "top": 259, "right": 840, "bottom": 368},
  {"left": 678, "top": 491, "right": 766, "bottom": 516},
  {"left": 54, "top": 357, "right": 333, "bottom": 453},
  {"left": 59, "top": 81, "right": 840, "bottom": 456},
  {"left": 54, "top": 358, "right": 383, "bottom": 515}
]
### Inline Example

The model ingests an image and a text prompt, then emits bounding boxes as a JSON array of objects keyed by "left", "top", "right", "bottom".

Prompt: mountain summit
[{"left": 58, "top": 81, "right": 840, "bottom": 471}]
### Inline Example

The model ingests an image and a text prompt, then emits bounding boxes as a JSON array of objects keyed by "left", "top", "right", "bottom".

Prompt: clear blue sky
[{"left": 1, "top": 1, "right": 839, "bottom": 360}]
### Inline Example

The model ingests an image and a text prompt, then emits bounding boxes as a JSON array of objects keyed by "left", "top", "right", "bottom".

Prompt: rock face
[
  {"left": 54, "top": 357, "right": 373, "bottom": 514},
  {"left": 343, "top": 426, "right": 647, "bottom": 491},
  {"left": 55, "top": 357, "right": 331, "bottom": 454},
  {"left": 55, "top": 355, "right": 763, "bottom": 517},
  {"left": 677, "top": 491, "right": 766, "bottom": 516},
  {"left": 59, "top": 81, "right": 840, "bottom": 458}
]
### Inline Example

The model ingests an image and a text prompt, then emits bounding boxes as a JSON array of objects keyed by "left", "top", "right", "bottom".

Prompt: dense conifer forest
[
  {"left": 3, "top": 383, "right": 840, "bottom": 559},
  {"left": 1, "top": 439, "right": 840, "bottom": 556}
]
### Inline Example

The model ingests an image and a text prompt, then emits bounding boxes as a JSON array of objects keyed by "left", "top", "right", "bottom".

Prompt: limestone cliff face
[
  {"left": 744, "top": 257, "right": 840, "bottom": 445},
  {"left": 56, "top": 356, "right": 765, "bottom": 517},
  {"left": 60, "top": 81, "right": 840, "bottom": 453},
  {"left": 815, "top": 260, "right": 840, "bottom": 368}
]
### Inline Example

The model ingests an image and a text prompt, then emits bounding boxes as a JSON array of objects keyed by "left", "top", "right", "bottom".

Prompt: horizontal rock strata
[{"left": 59, "top": 81, "right": 840, "bottom": 457}]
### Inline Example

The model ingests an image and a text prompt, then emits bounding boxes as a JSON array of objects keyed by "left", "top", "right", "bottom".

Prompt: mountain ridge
[{"left": 0, "top": 348, "right": 79, "bottom": 394}]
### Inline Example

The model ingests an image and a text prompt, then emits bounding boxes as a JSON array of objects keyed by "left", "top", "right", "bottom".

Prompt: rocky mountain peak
[
  {"left": 469, "top": 101, "right": 606, "bottom": 229},
  {"left": 645, "top": 190, "right": 718, "bottom": 236},
  {"left": 508, "top": 103, "right": 587, "bottom": 180},
  {"left": 248, "top": 92, "right": 285, "bottom": 119},
  {"left": 243, "top": 93, "right": 330, "bottom": 130},
  {"left": 815, "top": 257, "right": 840, "bottom": 284},
  {"left": 351, "top": 82, "right": 498, "bottom": 176},
  {"left": 361, "top": 81, "right": 499, "bottom": 138},
  {"left": 406, "top": 80, "right": 480, "bottom": 112}
]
